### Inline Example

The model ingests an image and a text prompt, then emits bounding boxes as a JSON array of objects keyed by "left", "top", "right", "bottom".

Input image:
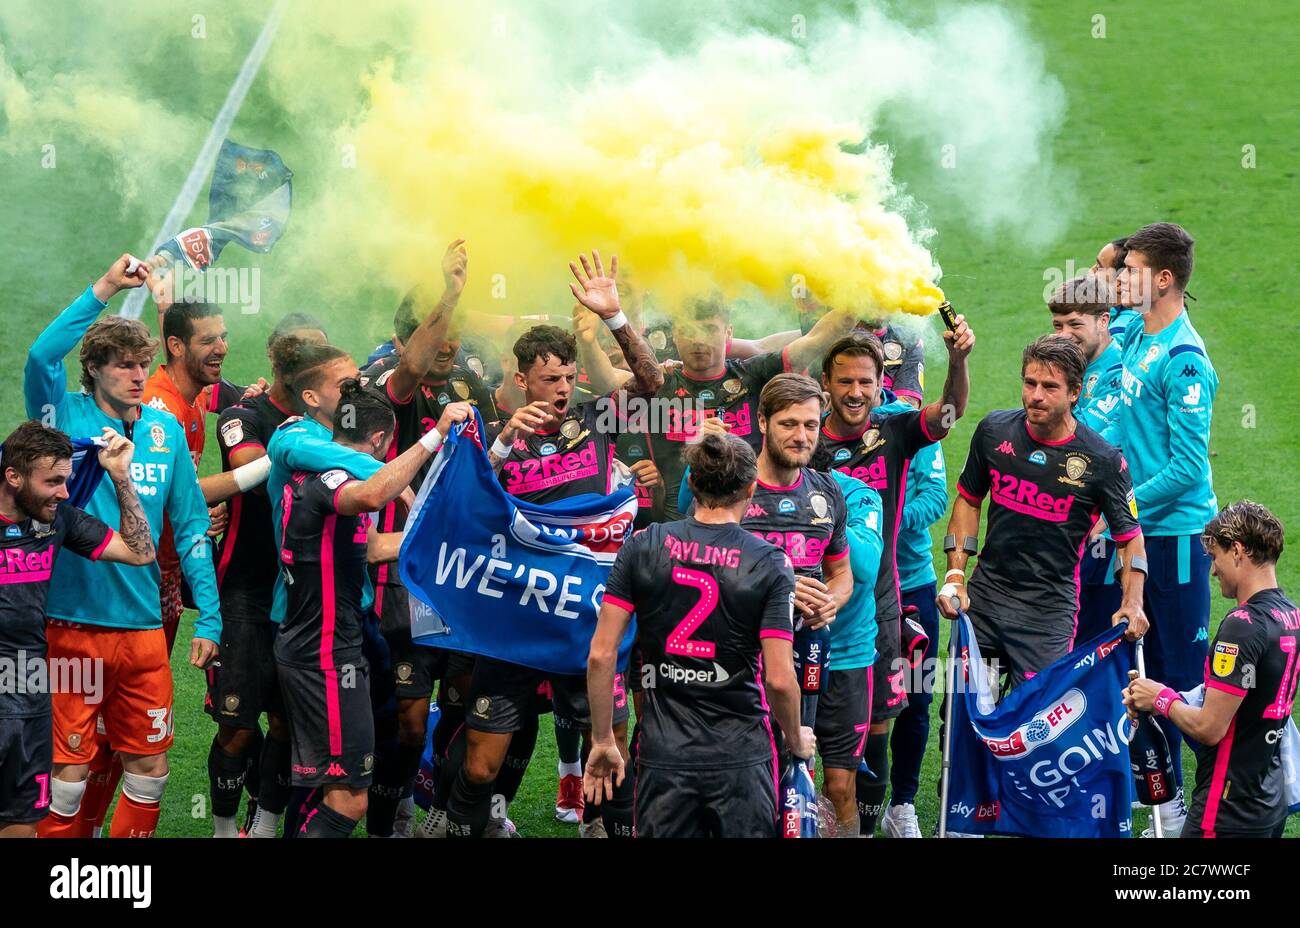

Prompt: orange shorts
[{"left": 47, "top": 622, "right": 174, "bottom": 763}]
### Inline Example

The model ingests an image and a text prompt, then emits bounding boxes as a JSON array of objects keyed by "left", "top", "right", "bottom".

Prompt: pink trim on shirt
[
  {"left": 89, "top": 529, "right": 114, "bottom": 561},
  {"left": 1111, "top": 527, "right": 1141, "bottom": 543},
  {"left": 957, "top": 484, "right": 984, "bottom": 504},
  {"left": 602, "top": 594, "right": 636, "bottom": 613},
  {"left": 1206, "top": 679, "right": 1248, "bottom": 698},
  {"left": 919, "top": 403, "right": 942, "bottom": 442},
  {"left": 759, "top": 628, "right": 794, "bottom": 641},
  {"left": 1025, "top": 420, "right": 1076, "bottom": 446},
  {"left": 757, "top": 473, "right": 805, "bottom": 493}
]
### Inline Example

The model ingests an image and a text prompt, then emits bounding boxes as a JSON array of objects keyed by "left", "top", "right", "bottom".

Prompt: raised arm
[
  {"left": 390, "top": 240, "right": 468, "bottom": 404},
  {"left": 25, "top": 255, "right": 149, "bottom": 419},
  {"left": 569, "top": 251, "right": 663, "bottom": 397},
  {"left": 922, "top": 313, "right": 975, "bottom": 439},
  {"left": 334, "top": 402, "right": 472, "bottom": 516}
]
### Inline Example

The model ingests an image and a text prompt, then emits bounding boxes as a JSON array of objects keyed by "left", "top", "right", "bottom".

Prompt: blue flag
[
  {"left": 66, "top": 437, "right": 108, "bottom": 510},
  {"left": 946, "top": 616, "right": 1136, "bottom": 837},
  {"left": 157, "top": 140, "right": 292, "bottom": 272},
  {"left": 399, "top": 410, "right": 638, "bottom": 676}
]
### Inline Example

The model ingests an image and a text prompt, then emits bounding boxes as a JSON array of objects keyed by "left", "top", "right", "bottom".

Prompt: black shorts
[
  {"left": 467, "top": 658, "right": 629, "bottom": 734},
  {"left": 277, "top": 659, "right": 375, "bottom": 789},
  {"left": 635, "top": 761, "right": 778, "bottom": 838},
  {"left": 871, "top": 616, "right": 908, "bottom": 721},
  {"left": 815, "top": 667, "right": 872, "bottom": 769},
  {"left": 969, "top": 609, "right": 1073, "bottom": 691},
  {"left": 0, "top": 715, "right": 51, "bottom": 824},
  {"left": 552, "top": 672, "right": 630, "bottom": 730},
  {"left": 205, "top": 619, "right": 282, "bottom": 729},
  {"left": 385, "top": 626, "right": 442, "bottom": 702}
]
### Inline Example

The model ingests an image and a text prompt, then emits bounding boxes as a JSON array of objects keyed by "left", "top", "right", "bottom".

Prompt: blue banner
[
  {"left": 157, "top": 139, "right": 292, "bottom": 272},
  {"left": 399, "top": 410, "right": 638, "bottom": 676},
  {"left": 947, "top": 616, "right": 1136, "bottom": 837}
]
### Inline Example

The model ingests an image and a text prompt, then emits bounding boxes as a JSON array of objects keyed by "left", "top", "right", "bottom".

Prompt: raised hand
[
  {"left": 943, "top": 313, "right": 975, "bottom": 360},
  {"left": 97, "top": 427, "right": 135, "bottom": 483},
  {"left": 442, "top": 239, "right": 468, "bottom": 302},
  {"left": 92, "top": 254, "right": 151, "bottom": 302},
  {"left": 569, "top": 250, "right": 621, "bottom": 320}
]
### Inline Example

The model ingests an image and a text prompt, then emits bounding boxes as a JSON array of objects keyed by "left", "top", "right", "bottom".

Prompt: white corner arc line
[{"left": 121, "top": 0, "right": 288, "bottom": 319}]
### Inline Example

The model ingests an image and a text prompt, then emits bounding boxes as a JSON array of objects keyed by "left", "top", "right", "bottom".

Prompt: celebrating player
[
  {"left": 204, "top": 314, "right": 329, "bottom": 838},
  {"left": 939, "top": 336, "right": 1149, "bottom": 688},
  {"left": 1124, "top": 501, "right": 1296, "bottom": 838},
  {"left": 629, "top": 294, "right": 854, "bottom": 520},
  {"left": 881, "top": 439, "right": 948, "bottom": 838},
  {"left": 0, "top": 422, "right": 156, "bottom": 838},
  {"left": 1114, "top": 221, "right": 1218, "bottom": 835},
  {"left": 441, "top": 251, "right": 662, "bottom": 839},
  {"left": 25, "top": 256, "right": 222, "bottom": 838},
  {"left": 277, "top": 381, "right": 464, "bottom": 837},
  {"left": 584, "top": 432, "right": 812, "bottom": 837},
  {"left": 817, "top": 316, "right": 973, "bottom": 836}
]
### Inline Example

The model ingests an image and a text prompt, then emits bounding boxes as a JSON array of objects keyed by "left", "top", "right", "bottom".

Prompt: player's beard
[
  {"left": 186, "top": 350, "right": 224, "bottom": 387},
  {"left": 16, "top": 483, "right": 58, "bottom": 523},
  {"left": 765, "top": 432, "right": 814, "bottom": 471}
]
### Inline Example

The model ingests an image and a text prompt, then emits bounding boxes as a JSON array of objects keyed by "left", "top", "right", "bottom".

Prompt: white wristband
[
  {"left": 419, "top": 427, "right": 444, "bottom": 454},
  {"left": 603, "top": 311, "right": 629, "bottom": 331},
  {"left": 944, "top": 568, "right": 966, "bottom": 581},
  {"left": 490, "top": 435, "right": 513, "bottom": 459},
  {"left": 232, "top": 455, "right": 272, "bottom": 492}
]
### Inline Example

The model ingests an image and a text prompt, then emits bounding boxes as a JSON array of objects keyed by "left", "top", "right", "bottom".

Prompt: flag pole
[
  {"left": 1134, "top": 637, "right": 1163, "bottom": 839},
  {"left": 938, "top": 597, "right": 961, "bottom": 838}
]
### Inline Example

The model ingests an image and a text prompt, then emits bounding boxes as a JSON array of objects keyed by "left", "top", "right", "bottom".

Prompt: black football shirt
[
  {"left": 1187, "top": 588, "right": 1300, "bottom": 835},
  {"left": 956, "top": 409, "right": 1140, "bottom": 631},
  {"left": 604, "top": 519, "right": 796, "bottom": 769}
]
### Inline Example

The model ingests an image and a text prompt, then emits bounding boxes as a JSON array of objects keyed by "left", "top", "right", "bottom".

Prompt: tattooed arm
[{"left": 95, "top": 428, "right": 156, "bottom": 565}]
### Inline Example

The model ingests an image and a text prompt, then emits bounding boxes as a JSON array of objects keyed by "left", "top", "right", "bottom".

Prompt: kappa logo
[
  {"left": 1179, "top": 365, "right": 1199, "bottom": 378},
  {"left": 995, "top": 441, "right": 1016, "bottom": 456},
  {"left": 745, "top": 503, "right": 768, "bottom": 518},
  {"left": 325, "top": 762, "right": 348, "bottom": 777},
  {"left": 1193, "top": 626, "right": 1209, "bottom": 643}
]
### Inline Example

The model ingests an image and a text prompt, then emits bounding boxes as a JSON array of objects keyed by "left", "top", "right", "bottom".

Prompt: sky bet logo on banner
[
  {"left": 400, "top": 409, "right": 637, "bottom": 676},
  {"left": 947, "top": 616, "right": 1136, "bottom": 837}
]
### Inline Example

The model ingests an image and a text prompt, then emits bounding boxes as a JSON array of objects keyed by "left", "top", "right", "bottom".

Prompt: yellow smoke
[{"left": 322, "top": 27, "right": 945, "bottom": 320}]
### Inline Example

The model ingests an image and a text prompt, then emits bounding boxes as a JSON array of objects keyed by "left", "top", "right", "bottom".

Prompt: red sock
[
  {"left": 36, "top": 810, "right": 86, "bottom": 839},
  {"left": 108, "top": 792, "right": 161, "bottom": 838},
  {"left": 82, "top": 739, "right": 123, "bottom": 830}
]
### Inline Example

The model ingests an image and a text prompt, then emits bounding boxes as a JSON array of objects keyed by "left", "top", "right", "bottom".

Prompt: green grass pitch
[{"left": 0, "top": 0, "right": 1295, "bottom": 836}]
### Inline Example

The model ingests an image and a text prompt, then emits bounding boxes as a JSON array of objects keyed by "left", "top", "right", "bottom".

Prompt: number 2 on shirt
[{"left": 665, "top": 567, "right": 719, "bottom": 658}]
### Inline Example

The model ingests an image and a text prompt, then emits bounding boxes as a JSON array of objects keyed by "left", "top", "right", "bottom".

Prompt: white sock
[
  {"left": 558, "top": 760, "right": 581, "bottom": 779},
  {"left": 250, "top": 807, "right": 281, "bottom": 838},
  {"left": 213, "top": 815, "right": 238, "bottom": 838}
]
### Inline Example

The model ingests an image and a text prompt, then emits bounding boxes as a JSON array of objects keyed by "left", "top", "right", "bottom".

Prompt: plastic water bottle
[{"left": 781, "top": 758, "right": 819, "bottom": 838}]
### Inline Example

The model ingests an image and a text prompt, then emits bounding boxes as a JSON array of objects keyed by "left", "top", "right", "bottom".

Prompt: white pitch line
[{"left": 121, "top": 0, "right": 288, "bottom": 319}]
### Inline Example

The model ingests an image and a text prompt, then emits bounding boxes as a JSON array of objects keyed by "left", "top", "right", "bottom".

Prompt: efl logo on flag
[{"left": 946, "top": 616, "right": 1137, "bottom": 838}]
